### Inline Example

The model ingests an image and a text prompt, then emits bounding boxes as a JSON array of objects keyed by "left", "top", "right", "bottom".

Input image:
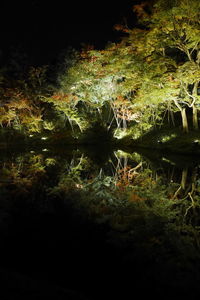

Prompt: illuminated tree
[
  {"left": 48, "top": 42, "right": 146, "bottom": 137},
  {"left": 3, "top": 0, "right": 200, "bottom": 139},
  {"left": 134, "top": 0, "right": 200, "bottom": 132},
  {"left": 108, "top": 0, "right": 200, "bottom": 134},
  {"left": 55, "top": 0, "right": 200, "bottom": 137},
  {"left": 0, "top": 65, "right": 49, "bottom": 133}
]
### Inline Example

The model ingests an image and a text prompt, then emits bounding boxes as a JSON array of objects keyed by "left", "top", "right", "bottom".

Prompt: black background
[{"left": 0, "top": 0, "right": 139, "bottom": 65}]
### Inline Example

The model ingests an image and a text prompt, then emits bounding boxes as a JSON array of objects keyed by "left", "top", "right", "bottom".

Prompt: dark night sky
[{"left": 0, "top": 0, "right": 140, "bottom": 65}]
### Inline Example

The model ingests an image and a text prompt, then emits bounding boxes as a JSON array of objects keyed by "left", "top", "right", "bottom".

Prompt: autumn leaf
[{"left": 128, "top": 193, "right": 145, "bottom": 202}]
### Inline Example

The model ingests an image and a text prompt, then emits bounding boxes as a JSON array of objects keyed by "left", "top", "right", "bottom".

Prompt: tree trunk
[
  {"left": 181, "top": 108, "right": 189, "bottom": 133},
  {"left": 173, "top": 99, "right": 189, "bottom": 133},
  {"left": 192, "top": 105, "right": 198, "bottom": 130},
  {"left": 181, "top": 168, "right": 188, "bottom": 190}
]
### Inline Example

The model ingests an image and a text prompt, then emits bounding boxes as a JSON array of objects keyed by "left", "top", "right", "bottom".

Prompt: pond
[{"left": 1, "top": 143, "right": 200, "bottom": 299}]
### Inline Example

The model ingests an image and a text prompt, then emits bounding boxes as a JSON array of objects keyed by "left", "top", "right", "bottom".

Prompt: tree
[
  {"left": 139, "top": 0, "right": 200, "bottom": 132},
  {"left": 0, "top": 65, "right": 49, "bottom": 133},
  {"left": 42, "top": 0, "right": 200, "bottom": 138}
]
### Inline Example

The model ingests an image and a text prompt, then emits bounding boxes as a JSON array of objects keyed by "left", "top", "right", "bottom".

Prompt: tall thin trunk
[
  {"left": 173, "top": 99, "right": 189, "bottom": 133},
  {"left": 192, "top": 105, "right": 198, "bottom": 130},
  {"left": 181, "top": 168, "right": 188, "bottom": 190},
  {"left": 181, "top": 108, "right": 189, "bottom": 133},
  {"left": 122, "top": 110, "right": 127, "bottom": 130},
  {"left": 168, "top": 109, "right": 175, "bottom": 126}
]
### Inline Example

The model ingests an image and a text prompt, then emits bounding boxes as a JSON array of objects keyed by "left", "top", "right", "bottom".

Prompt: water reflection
[{"left": 1, "top": 146, "right": 200, "bottom": 298}]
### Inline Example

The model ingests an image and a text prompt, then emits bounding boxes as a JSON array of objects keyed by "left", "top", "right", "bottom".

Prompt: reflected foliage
[
  {"left": 1, "top": 147, "right": 200, "bottom": 295},
  {"left": 2, "top": 1, "right": 200, "bottom": 297}
]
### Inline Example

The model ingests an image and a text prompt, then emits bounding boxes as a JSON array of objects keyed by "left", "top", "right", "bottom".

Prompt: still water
[{"left": 1, "top": 144, "right": 200, "bottom": 299}]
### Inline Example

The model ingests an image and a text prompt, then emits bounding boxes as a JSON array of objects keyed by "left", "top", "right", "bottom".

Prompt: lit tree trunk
[
  {"left": 170, "top": 110, "right": 175, "bottom": 126},
  {"left": 192, "top": 105, "right": 198, "bottom": 130},
  {"left": 173, "top": 99, "right": 189, "bottom": 133},
  {"left": 181, "top": 108, "right": 189, "bottom": 133},
  {"left": 184, "top": 167, "right": 197, "bottom": 196},
  {"left": 122, "top": 109, "right": 127, "bottom": 130},
  {"left": 191, "top": 81, "right": 199, "bottom": 130},
  {"left": 111, "top": 104, "right": 120, "bottom": 128},
  {"left": 181, "top": 168, "right": 188, "bottom": 190}
]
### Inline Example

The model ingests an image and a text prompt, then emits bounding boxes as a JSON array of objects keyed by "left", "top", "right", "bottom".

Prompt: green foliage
[
  {"left": 46, "top": 0, "right": 200, "bottom": 138},
  {"left": 2, "top": 0, "right": 200, "bottom": 140},
  {"left": 1, "top": 147, "right": 200, "bottom": 293}
]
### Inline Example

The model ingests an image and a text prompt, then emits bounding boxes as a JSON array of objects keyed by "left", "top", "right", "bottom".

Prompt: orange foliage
[
  {"left": 133, "top": 2, "right": 150, "bottom": 18},
  {"left": 128, "top": 193, "right": 145, "bottom": 202},
  {"left": 52, "top": 93, "right": 78, "bottom": 103},
  {"left": 112, "top": 96, "right": 135, "bottom": 121},
  {"left": 113, "top": 24, "right": 130, "bottom": 33},
  {"left": 80, "top": 44, "right": 94, "bottom": 59},
  {"left": 6, "top": 98, "right": 32, "bottom": 111},
  {"left": 116, "top": 166, "right": 138, "bottom": 189}
]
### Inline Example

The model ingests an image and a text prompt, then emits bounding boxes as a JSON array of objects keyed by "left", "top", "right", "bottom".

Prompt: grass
[{"left": 119, "top": 126, "right": 200, "bottom": 155}]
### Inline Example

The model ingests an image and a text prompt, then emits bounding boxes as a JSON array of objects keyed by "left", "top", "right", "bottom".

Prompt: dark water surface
[{"left": 1, "top": 144, "right": 200, "bottom": 299}]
